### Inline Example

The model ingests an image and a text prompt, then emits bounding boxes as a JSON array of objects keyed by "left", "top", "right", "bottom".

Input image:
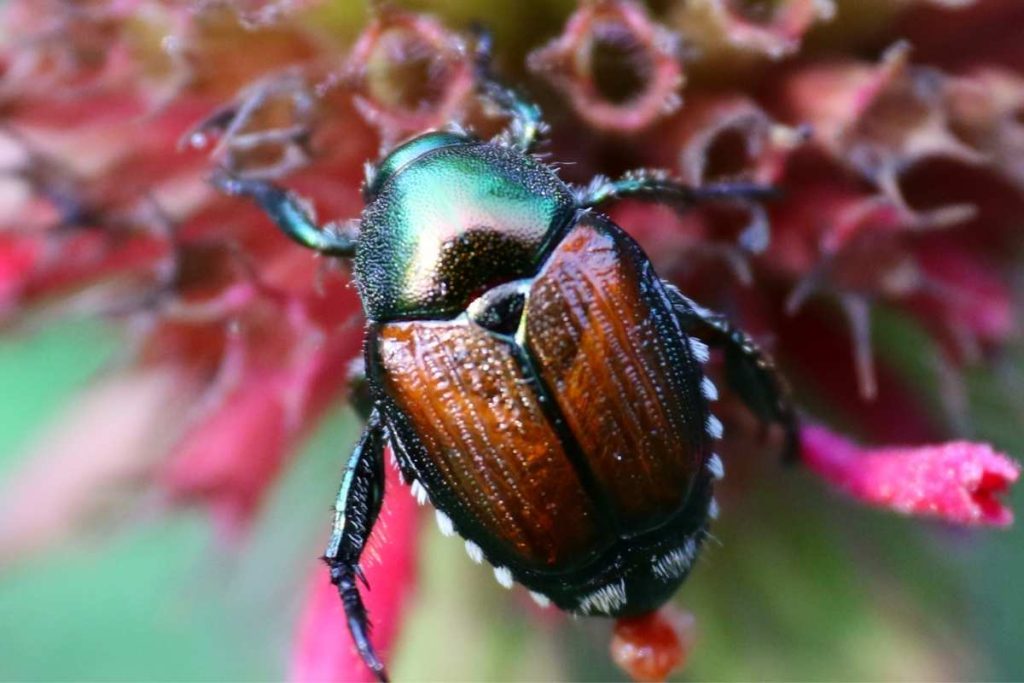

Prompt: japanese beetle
[{"left": 215, "top": 32, "right": 796, "bottom": 682}]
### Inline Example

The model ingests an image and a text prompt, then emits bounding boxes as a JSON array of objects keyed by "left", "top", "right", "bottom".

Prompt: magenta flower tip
[{"left": 801, "top": 425, "right": 1019, "bottom": 527}]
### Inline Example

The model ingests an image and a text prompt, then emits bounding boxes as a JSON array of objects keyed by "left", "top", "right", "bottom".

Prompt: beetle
[{"left": 214, "top": 33, "right": 796, "bottom": 682}]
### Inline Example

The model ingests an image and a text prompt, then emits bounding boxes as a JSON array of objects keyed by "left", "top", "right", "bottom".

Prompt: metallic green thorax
[{"left": 355, "top": 132, "right": 576, "bottom": 321}]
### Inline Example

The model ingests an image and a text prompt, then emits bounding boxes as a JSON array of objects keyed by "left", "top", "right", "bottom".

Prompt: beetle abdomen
[
  {"left": 525, "top": 214, "right": 711, "bottom": 534},
  {"left": 374, "top": 319, "right": 612, "bottom": 570}
]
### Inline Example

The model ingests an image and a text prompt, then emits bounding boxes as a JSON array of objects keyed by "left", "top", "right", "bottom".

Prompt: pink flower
[
  {"left": 0, "top": 1, "right": 1020, "bottom": 680},
  {"left": 528, "top": 0, "right": 685, "bottom": 132},
  {"left": 802, "top": 425, "right": 1019, "bottom": 527}
]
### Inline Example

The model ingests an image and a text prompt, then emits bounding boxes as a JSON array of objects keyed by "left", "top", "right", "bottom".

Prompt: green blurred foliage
[{"left": 0, "top": 320, "right": 116, "bottom": 460}]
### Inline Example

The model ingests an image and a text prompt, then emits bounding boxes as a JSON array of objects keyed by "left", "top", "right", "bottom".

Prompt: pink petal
[
  {"left": 913, "top": 242, "right": 1014, "bottom": 345},
  {"left": 290, "top": 459, "right": 420, "bottom": 683},
  {"left": 160, "top": 337, "right": 353, "bottom": 534},
  {"left": 777, "top": 312, "right": 940, "bottom": 443},
  {"left": 677, "top": 0, "right": 835, "bottom": 60},
  {"left": 160, "top": 369, "right": 292, "bottom": 534},
  {"left": 660, "top": 94, "right": 801, "bottom": 186},
  {"left": 0, "top": 235, "right": 42, "bottom": 316},
  {"left": 345, "top": 8, "right": 474, "bottom": 143},
  {"left": 0, "top": 369, "right": 195, "bottom": 564},
  {"left": 801, "top": 424, "right": 1019, "bottom": 527},
  {"left": 779, "top": 43, "right": 984, "bottom": 194},
  {"left": 901, "top": 0, "right": 1024, "bottom": 73}
]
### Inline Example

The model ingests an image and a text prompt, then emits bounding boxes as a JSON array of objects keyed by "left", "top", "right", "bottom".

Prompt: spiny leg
[
  {"left": 577, "top": 169, "right": 777, "bottom": 252},
  {"left": 470, "top": 25, "right": 546, "bottom": 153},
  {"left": 578, "top": 168, "right": 777, "bottom": 210},
  {"left": 666, "top": 285, "right": 799, "bottom": 461},
  {"left": 212, "top": 171, "right": 357, "bottom": 257},
  {"left": 345, "top": 360, "right": 422, "bottom": 487},
  {"left": 324, "top": 408, "right": 389, "bottom": 681}
]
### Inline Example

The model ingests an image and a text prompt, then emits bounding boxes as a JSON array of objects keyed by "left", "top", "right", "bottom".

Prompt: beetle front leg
[
  {"left": 666, "top": 285, "right": 799, "bottom": 461},
  {"left": 324, "top": 408, "right": 389, "bottom": 681},
  {"left": 471, "top": 26, "right": 546, "bottom": 153},
  {"left": 577, "top": 168, "right": 777, "bottom": 210},
  {"left": 345, "top": 357, "right": 375, "bottom": 423},
  {"left": 577, "top": 169, "right": 778, "bottom": 252},
  {"left": 212, "top": 171, "right": 358, "bottom": 257}
]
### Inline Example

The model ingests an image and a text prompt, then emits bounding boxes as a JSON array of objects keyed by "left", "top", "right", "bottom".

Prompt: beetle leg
[
  {"left": 578, "top": 169, "right": 778, "bottom": 252},
  {"left": 577, "top": 168, "right": 777, "bottom": 211},
  {"left": 666, "top": 285, "right": 799, "bottom": 462},
  {"left": 470, "top": 25, "right": 546, "bottom": 153},
  {"left": 324, "top": 408, "right": 389, "bottom": 682},
  {"left": 211, "top": 170, "right": 358, "bottom": 258},
  {"left": 345, "top": 357, "right": 375, "bottom": 423}
]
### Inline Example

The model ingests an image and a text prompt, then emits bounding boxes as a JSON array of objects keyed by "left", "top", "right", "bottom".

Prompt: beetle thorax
[{"left": 354, "top": 139, "right": 576, "bottom": 321}]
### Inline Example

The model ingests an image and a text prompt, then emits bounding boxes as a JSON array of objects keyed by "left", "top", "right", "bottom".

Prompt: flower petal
[
  {"left": 345, "top": 7, "right": 474, "bottom": 144},
  {"left": 159, "top": 335, "right": 353, "bottom": 535},
  {"left": 801, "top": 424, "right": 1019, "bottom": 527},
  {"left": 670, "top": 0, "right": 835, "bottom": 61},
  {"left": 0, "top": 235, "right": 42, "bottom": 317}
]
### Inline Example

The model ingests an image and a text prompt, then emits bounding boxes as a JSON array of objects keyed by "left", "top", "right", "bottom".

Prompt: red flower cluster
[{"left": 0, "top": 1, "right": 1020, "bottom": 680}]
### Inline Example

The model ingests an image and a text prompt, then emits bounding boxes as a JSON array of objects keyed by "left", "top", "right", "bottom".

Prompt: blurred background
[{"left": 1, "top": 0, "right": 1023, "bottom": 680}]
